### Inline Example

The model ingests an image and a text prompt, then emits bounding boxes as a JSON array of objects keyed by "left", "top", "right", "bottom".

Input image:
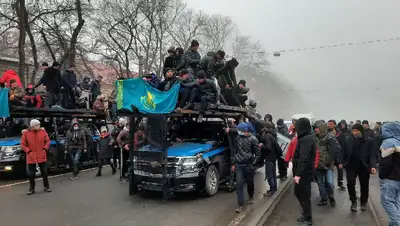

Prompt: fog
[{"left": 184, "top": 0, "right": 400, "bottom": 121}]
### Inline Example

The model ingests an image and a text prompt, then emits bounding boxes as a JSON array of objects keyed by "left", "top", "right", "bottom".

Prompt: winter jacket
[
  {"left": 20, "top": 128, "right": 50, "bottom": 164},
  {"left": 258, "top": 122, "right": 282, "bottom": 162},
  {"left": 9, "top": 87, "right": 25, "bottom": 102},
  {"left": 184, "top": 49, "right": 201, "bottom": 71},
  {"left": 229, "top": 128, "right": 260, "bottom": 165},
  {"left": 36, "top": 67, "right": 62, "bottom": 93},
  {"left": 197, "top": 52, "right": 217, "bottom": 78},
  {"left": 292, "top": 118, "right": 317, "bottom": 177},
  {"left": 65, "top": 122, "right": 87, "bottom": 151},
  {"left": 363, "top": 128, "right": 375, "bottom": 139},
  {"left": 90, "top": 79, "right": 102, "bottom": 97},
  {"left": 285, "top": 136, "right": 319, "bottom": 168},
  {"left": 117, "top": 127, "right": 131, "bottom": 149},
  {"left": 379, "top": 122, "right": 400, "bottom": 181},
  {"left": 195, "top": 79, "right": 218, "bottom": 101},
  {"left": 341, "top": 134, "right": 376, "bottom": 170},
  {"left": 98, "top": 132, "right": 113, "bottom": 159},
  {"left": 216, "top": 58, "right": 238, "bottom": 87},
  {"left": 24, "top": 92, "right": 43, "bottom": 108},
  {"left": 145, "top": 74, "right": 161, "bottom": 89},
  {"left": 159, "top": 76, "right": 179, "bottom": 91},
  {"left": 62, "top": 70, "right": 78, "bottom": 90},
  {"left": 163, "top": 55, "right": 185, "bottom": 74},
  {"left": 277, "top": 124, "right": 290, "bottom": 138},
  {"left": 0, "top": 70, "right": 22, "bottom": 87},
  {"left": 315, "top": 122, "right": 340, "bottom": 170},
  {"left": 92, "top": 99, "right": 106, "bottom": 111}
]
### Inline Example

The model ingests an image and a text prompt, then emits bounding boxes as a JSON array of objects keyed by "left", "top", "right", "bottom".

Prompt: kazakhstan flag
[
  {"left": 0, "top": 88, "right": 9, "bottom": 117},
  {"left": 116, "top": 78, "right": 180, "bottom": 114}
]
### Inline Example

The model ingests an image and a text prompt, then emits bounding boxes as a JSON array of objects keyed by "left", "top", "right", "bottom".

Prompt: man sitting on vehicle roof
[
  {"left": 197, "top": 50, "right": 225, "bottom": 79},
  {"left": 8, "top": 79, "right": 26, "bottom": 107},
  {"left": 24, "top": 84, "right": 43, "bottom": 108},
  {"left": 143, "top": 72, "right": 160, "bottom": 89},
  {"left": 92, "top": 94, "right": 109, "bottom": 119},
  {"left": 223, "top": 79, "right": 249, "bottom": 107},
  {"left": 182, "top": 71, "right": 217, "bottom": 111},
  {"left": 159, "top": 68, "right": 179, "bottom": 92}
]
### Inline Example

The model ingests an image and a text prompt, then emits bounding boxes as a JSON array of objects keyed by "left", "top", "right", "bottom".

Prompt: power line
[{"left": 269, "top": 37, "right": 400, "bottom": 55}]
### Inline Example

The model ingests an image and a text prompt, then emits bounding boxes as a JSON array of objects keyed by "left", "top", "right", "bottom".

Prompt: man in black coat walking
[
  {"left": 292, "top": 118, "right": 316, "bottom": 226},
  {"left": 339, "top": 123, "right": 377, "bottom": 212}
]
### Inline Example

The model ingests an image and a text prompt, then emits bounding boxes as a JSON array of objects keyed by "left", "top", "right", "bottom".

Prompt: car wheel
[{"left": 204, "top": 165, "right": 219, "bottom": 196}]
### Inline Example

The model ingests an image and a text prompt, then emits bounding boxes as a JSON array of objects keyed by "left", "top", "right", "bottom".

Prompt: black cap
[
  {"left": 216, "top": 50, "right": 225, "bottom": 58},
  {"left": 41, "top": 62, "right": 48, "bottom": 67},
  {"left": 238, "top": 79, "right": 246, "bottom": 86},
  {"left": 52, "top": 61, "right": 60, "bottom": 67},
  {"left": 352, "top": 123, "right": 364, "bottom": 134},
  {"left": 191, "top": 40, "right": 199, "bottom": 47},
  {"left": 362, "top": 120, "right": 369, "bottom": 125},
  {"left": 197, "top": 70, "right": 206, "bottom": 79}
]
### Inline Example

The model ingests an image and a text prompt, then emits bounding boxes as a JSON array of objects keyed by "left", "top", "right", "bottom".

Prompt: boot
[
  {"left": 317, "top": 199, "right": 328, "bottom": 206},
  {"left": 26, "top": 187, "right": 35, "bottom": 195},
  {"left": 360, "top": 202, "right": 367, "bottom": 211},
  {"left": 338, "top": 183, "right": 346, "bottom": 190},
  {"left": 44, "top": 187, "right": 52, "bottom": 193},
  {"left": 351, "top": 201, "right": 357, "bottom": 212},
  {"left": 112, "top": 167, "right": 117, "bottom": 175},
  {"left": 329, "top": 197, "right": 336, "bottom": 207}
]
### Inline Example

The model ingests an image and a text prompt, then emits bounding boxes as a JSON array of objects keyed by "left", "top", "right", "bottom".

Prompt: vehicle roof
[{"left": 10, "top": 107, "right": 106, "bottom": 119}]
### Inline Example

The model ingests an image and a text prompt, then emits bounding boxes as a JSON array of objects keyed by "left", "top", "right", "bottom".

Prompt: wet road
[
  {"left": 264, "top": 181, "right": 376, "bottom": 226},
  {"left": 0, "top": 167, "right": 270, "bottom": 226}
]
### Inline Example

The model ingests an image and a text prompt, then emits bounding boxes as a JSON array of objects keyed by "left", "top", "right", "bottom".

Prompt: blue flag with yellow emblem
[
  {"left": 0, "top": 88, "right": 9, "bottom": 117},
  {"left": 116, "top": 78, "right": 180, "bottom": 114}
]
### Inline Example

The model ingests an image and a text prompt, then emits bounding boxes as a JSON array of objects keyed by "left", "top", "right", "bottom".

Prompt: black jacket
[
  {"left": 229, "top": 128, "right": 260, "bottom": 165},
  {"left": 159, "top": 77, "right": 179, "bottom": 91},
  {"left": 62, "top": 70, "right": 77, "bottom": 90},
  {"left": 98, "top": 133, "right": 113, "bottom": 159},
  {"left": 196, "top": 79, "right": 217, "bottom": 100},
  {"left": 292, "top": 118, "right": 316, "bottom": 177},
  {"left": 90, "top": 80, "right": 101, "bottom": 97},
  {"left": 36, "top": 67, "right": 62, "bottom": 93},
  {"left": 259, "top": 128, "right": 281, "bottom": 162},
  {"left": 184, "top": 49, "right": 201, "bottom": 71},
  {"left": 341, "top": 135, "right": 377, "bottom": 170},
  {"left": 197, "top": 52, "right": 216, "bottom": 78},
  {"left": 363, "top": 128, "right": 375, "bottom": 139}
]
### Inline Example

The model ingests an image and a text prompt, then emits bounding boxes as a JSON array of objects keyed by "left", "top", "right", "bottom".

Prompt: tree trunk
[
  {"left": 66, "top": 0, "right": 85, "bottom": 67},
  {"left": 40, "top": 29, "right": 56, "bottom": 62},
  {"left": 25, "top": 17, "right": 39, "bottom": 84},
  {"left": 17, "top": 0, "right": 26, "bottom": 85}
]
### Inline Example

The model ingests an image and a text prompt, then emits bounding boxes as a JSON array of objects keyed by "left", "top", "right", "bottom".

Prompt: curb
[
  {"left": 237, "top": 171, "right": 294, "bottom": 226},
  {"left": 368, "top": 200, "right": 383, "bottom": 226}
]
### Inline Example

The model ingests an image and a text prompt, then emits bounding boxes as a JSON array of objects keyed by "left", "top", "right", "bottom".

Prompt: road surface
[
  {"left": 0, "top": 167, "right": 270, "bottom": 226},
  {"left": 264, "top": 181, "right": 376, "bottom": 226}
]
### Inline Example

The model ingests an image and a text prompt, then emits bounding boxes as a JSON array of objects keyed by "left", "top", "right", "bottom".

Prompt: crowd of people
[
  {"left": 228, "top": 109, "right": 400, "bottom": 226},
  {"left": 1, "top": 63, "right": 103, "bottom": 111}
]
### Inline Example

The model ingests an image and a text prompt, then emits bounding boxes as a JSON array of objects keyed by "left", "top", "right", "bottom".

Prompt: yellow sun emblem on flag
[{"left": 140, "top": 91, "right": 156, "bottom": 110}]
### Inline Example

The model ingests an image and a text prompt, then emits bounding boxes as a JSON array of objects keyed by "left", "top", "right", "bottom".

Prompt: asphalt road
[
  {"left": 0, "top": 167, "right": 270, "bottom": 226},
  {"left": 264, "top": 181, "right": 376, "bottom": 226}
]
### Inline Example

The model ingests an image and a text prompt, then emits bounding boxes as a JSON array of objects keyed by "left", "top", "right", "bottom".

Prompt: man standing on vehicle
[
  {"left": 20, "top": 119, "right": 51, "bottom": 195},
  {"left": 65, "top": 119, "right": 87, "bottom": 180},
  {"left": 35, "top": 61, "right": 62, "bottom": 107},
  {"left": 226, "top": 122, "right": 260, "bottom": 213}
]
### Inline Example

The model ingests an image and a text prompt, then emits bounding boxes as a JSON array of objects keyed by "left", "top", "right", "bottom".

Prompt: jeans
[
  {"left": 316, "top": 169, "right": 334, "bottom": 200},
  {"left": 265, "top": 161, "right": 277, "bottom": 191},
  {"left": 381, "top": 179, "right": 400, "bottom": 226},
  {"left": 27, "top": 162, "right": 49, "bottom": 189},
  {"left": 294, "top": 175, "right": 312, "bottom": 220},
  {"left": 235, "top": 164, "right": 255, "bottom": 206},
  {"left": 346, "top": 165, "right": 370, "bottom": 203},
  {"left": 69, "top": 149, "right": 82, "bottom": 177}
]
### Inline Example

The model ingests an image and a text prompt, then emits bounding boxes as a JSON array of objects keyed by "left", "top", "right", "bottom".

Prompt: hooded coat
[
  {"left": 65, "top": 120, "right": 87, "bottom": 151},
  {"left": 0, "top": 70, "right": 22, "bottom": 87},
  {"left": 98, "top": 132, "right": 113, "bottom": 159},
  {"left": 258, "top": 121, "right": 282, "bottom": 162},
  {"left": 314, "top": 122, "right": 340, "bottom": 170},
  {"left": 277, "top": 119, "right": 290, "bottom": 137},
  {"left": 197, "top": 52, "right": 217, "bottom": 78},
  {"left": 380, "top": 122, "right": 400, "bottom": 180},
  {"left": 20, "top": 128, "right": 50, "bottom": 164},
  {"left": 292, "top": 118, "right": 317, "bottom": 177},
  {"left": 24, "top": 84, "right": 43, "bottom": 108}
]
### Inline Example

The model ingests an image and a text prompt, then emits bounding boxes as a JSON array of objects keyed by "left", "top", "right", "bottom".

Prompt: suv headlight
[
  {"left": 1, "top": 146, "right": 21, "bottom": 160},
  {"left": 178, "top": 156, "right": 202, "bottom": 174}
]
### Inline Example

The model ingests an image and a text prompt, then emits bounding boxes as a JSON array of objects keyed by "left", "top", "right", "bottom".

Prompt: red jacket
[
  {"left": 24, "top": 94, "right": 43, "bottom": 108},
  {"left": 284, "top": 136, "right": 319, "bottom": 168},
  {"left": 20, "top": 128, "right": 50, "bottom": 164},
  {"left": 0, "top": 70, "right": 22, "bottom": 87}
]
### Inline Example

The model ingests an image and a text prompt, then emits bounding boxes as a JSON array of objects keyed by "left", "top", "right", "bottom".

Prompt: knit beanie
[{"left": 352, "top": 123, "right": 364, "bottom": 134}]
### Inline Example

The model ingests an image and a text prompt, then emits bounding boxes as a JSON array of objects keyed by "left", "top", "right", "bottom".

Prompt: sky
[{"left": 184, "top": 0, "right": 400, "bottom": 121}]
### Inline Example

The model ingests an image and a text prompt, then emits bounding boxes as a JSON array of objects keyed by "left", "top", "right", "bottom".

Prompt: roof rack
[
  {"left": 9, "top": 106, "right": 106, "bottom": 119},
  {"left": 118, "top": 103, "right": 247, "bottom": 118}
]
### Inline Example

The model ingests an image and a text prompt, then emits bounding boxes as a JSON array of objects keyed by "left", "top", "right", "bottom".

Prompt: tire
[{"left": 204, "top": 165, "right": 219, "bottom": 196}]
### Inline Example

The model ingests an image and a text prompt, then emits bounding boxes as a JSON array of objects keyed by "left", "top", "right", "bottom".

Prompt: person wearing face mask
[
  {"left": 340, "top": 123, "right": 377, "bottom": 212},
  {"left": 20, "top": 119, "right": 51, "bottom": 195},
  {"left": 64, "top": 119, "right": 87, "bottom": 180},
  {"left": 226, "top": 122, "right": 261, "bottom": 213},
  {"left": 96, "top": 126, "right": 116, "bottom": 177}
]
